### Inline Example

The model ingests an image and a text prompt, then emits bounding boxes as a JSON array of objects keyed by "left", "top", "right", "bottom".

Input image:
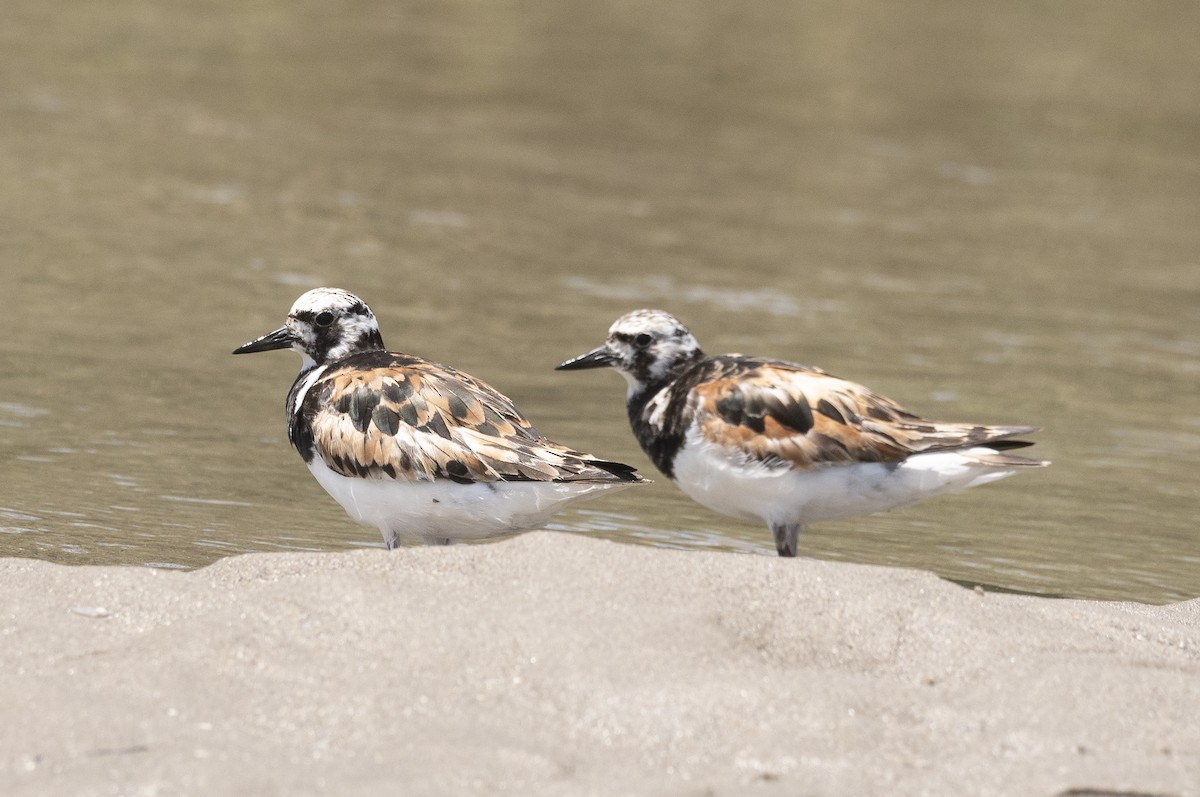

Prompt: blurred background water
[{"left": 1, "top": 0, "right": 1197, "bottom": 602}]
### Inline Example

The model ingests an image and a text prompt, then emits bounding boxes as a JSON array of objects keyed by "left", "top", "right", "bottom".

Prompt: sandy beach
[{"left": 1, "top": 533, "right": 1196, "bottom": 796}]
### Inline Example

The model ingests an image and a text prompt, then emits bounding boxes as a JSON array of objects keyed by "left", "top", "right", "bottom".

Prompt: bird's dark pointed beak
[
  {"left": 232, "top": 325, "right": 295, "bottom": 355},
  {"left": 556, "top": 345, "right": 616, "bottom": 371}
]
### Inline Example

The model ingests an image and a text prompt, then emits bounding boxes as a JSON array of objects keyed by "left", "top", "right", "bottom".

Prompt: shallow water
[{"left": 1, "top": 0, "right": 1197, "bottom": 602}]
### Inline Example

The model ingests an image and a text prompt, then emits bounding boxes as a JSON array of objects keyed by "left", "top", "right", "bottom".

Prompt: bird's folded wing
[
  {"left": 691, "top": 362, "right": 1037, "bottom": 470},
  {"left": 309, "top": 360, "right": 635, "bottom": 483}
]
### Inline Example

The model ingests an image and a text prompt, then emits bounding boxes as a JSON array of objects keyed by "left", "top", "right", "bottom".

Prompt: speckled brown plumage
[
  {"left": 298, "top": 351, "right": 638, "bottom": 484},
  {"left": 685, "top": 358, "right": 1038, "bottom": 471}
]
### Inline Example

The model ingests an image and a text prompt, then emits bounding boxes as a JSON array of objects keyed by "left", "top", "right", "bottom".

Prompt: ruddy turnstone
[
  {"left": 558, "top": 309, "right": 1047, "bottom": 557},
  {"left": 233, "top": 288, "right": 645, "bottom": 548}
]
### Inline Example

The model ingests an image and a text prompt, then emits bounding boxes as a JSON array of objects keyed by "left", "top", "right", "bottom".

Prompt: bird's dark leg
[{"left": 771, "top": 523, "right": 802, "bottom": 557}]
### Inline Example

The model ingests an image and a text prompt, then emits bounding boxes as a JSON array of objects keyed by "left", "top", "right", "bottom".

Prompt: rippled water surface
[{"left": 2, "top": 0, "right": 1197, "bottom": 602}]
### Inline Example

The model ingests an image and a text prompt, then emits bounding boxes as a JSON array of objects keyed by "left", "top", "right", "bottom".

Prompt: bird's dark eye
[
  {"left": 634, "top": 333, "right": 653, "bottom": 348},
  {"left": 314, "top": 311, "right": 335, "bottom": 327}
]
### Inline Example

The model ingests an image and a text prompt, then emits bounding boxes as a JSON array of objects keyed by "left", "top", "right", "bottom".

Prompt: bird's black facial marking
[{"left": 610, "top": 332, "right": 635, "bottom": 346}]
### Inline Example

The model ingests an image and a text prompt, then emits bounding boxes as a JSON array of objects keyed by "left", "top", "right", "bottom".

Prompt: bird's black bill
[
  {"left": 232, "top": 325, "right": 295, "bottom": 355},
  {"left": 556, "top": 346, "right": 616, "bottom": 371}
]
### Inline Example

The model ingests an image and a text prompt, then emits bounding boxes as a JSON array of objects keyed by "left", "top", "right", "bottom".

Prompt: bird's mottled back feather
[
  {"left": 661, "top": 357, "right": 1041, "bottom": 471},
  {"left": 300, "top": 351, "right": 640, "bottom": 484}
]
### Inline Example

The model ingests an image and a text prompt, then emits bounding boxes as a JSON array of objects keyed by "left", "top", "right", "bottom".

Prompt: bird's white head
[
  {"left": 233, "top": 287, "right": 385, "bottom": 370},
  {"left": 557, "top": 309, "right": 703, "bottom": 395}
]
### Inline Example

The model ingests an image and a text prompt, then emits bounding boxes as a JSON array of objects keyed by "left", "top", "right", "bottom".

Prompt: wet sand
[{"left": 2, "top": 533, "right": 1196, "bottom": 796}]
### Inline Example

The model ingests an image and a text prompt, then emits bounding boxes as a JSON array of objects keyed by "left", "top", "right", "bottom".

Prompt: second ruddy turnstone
[
  {"left": 233, "top": 288, "right": 646, "bottom": 548},
  {"left": 558, "top": 309, "right": 1047, "bottom": 557}
]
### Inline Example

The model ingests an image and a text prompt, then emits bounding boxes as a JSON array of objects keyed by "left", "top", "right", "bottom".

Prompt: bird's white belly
[
  {"left": 671, "top": 434, "right": 1022, "bottom": 527},
  {"left": 307, "top": 457, "right": 631, "bottom": 546}
]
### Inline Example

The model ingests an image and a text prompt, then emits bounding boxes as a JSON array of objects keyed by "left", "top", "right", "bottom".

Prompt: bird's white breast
[
  {"left": 306, "top": 456, "right": 633, "bottom": 546},
  {"left": 671, "top": 430, "right": 1024, "bottom": 528}
]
